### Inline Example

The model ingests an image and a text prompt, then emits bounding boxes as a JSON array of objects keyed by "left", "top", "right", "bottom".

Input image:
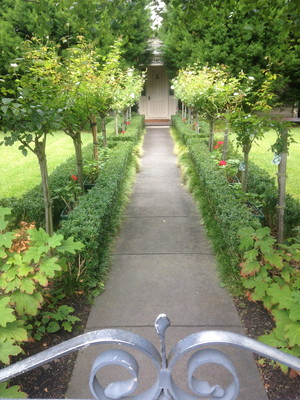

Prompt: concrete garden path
[{"left": 67, "top": 127, "right": 268, "bottom": 400}]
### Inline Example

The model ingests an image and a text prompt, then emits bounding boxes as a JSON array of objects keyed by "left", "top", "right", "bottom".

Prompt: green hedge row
[
  {"left": 107, "top": 114, "right": 145, "bottom": 144},
  {"left": 171, "top": 115, "right": 261, "bottom": 286},
  {"left": 171, "top": 116, "right": 209, "bottom": 143},
  {"left": 58, "top": 140, "right": 137, "bottom": 293},
  {"left": 0, "top": 115, "right": 144, "bottom": 229}
]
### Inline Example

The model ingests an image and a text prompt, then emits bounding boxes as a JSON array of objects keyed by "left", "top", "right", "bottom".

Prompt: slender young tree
[{"left": 0, "top": 41, "right": 62, "bottom": 235}]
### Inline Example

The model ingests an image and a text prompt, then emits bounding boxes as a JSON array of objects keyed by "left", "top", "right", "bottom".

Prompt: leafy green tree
[
  {"left": 0, "top": 41, "right": 62, "bottom": 235},
  {"left": 229, "top": 71, "right": 279, "bottom": 192}
]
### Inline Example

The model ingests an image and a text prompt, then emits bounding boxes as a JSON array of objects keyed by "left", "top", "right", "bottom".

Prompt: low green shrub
[
  {"left": 107, "top": 114, "right": 145, "bottom": 144},
  {"left": 171, "top": 115, "right": 209, "bottom": 144},
  {"left": 172, "top": 115, "right": 261, "bottom": 290},
  {"left": 58, "top": 140, "right": 139, "bottom": 296}
]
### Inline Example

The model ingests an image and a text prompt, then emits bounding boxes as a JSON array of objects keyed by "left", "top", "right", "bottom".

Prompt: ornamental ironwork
[{"left": 0, "top": 314, "right": 299, "bottom": 400}]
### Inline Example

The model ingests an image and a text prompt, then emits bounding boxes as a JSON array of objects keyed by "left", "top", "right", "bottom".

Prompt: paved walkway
[{"left": 67, "top": 127, "right": 268, "bottom": 400}]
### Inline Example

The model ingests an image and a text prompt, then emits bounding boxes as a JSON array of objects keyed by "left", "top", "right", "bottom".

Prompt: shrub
[
  {"left": 58, "top": 140, "right": 139, "bottom": 295},
  {"left": 107, "top": 114, "right": 145, "bottom": 144},
  {"left": 172, "top": 115, "right": 261, "bottom": 289},
  {"left": 171, "top": 115, "right": 209, "bottom": 144}
]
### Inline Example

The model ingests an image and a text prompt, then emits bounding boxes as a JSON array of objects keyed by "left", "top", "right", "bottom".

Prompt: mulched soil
[
  {"left": 9, "top": 296, "right": 91, "bottom": 399},
  {"left": 6, "top": 295, "right": 300, "bottom": 399}
]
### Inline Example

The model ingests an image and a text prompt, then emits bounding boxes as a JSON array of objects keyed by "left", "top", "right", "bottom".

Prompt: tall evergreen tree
[
  {"left": 161, "top": 0, "right": 300, "bottom": 101},
  {"left": 0, "top": 0, "right": 153, "bottom": 74}
]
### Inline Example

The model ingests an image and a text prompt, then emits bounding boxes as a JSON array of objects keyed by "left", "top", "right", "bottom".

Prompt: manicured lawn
[
  {"left": 250, "top": 126, "right": 300, "bottom": 200},
  {"left": 0, "top": 131, "right": 92, "bottom": 199},
  {"left": 225, "top": 126, "right": 300, "bottom": 200}
]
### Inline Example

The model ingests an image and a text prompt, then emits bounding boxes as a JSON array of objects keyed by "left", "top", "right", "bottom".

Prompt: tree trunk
[
  {"left": 72, "top": 132, "right": 84, "bottom": 192},
  {"left": 277, "top": 127, "right": 288, "bottom": 244},
  {"left": 101, "top": 116, "right": 107, "bottom": 147},
  {"left": 208, "top": 119, "right": 215, "bottom": 152},
  {"left": 122, "top": 110, "right": 126, "bottom": 132},
  {"left": 36, "top": 136, "right": 53, "bottom": 235},
  {"left": 90, "top": 115, "right": 98, "bottom": 161},
  {"left": 242, "top": 145, "right": 251, "bottom": 192},
  {"left": 222, "top": 119, "right": 229, "bottom": 161},
  {"left": 195, "top": 113, "right": 199, "bottom": 134},
  {"left": 115, "top": 111, "right": 119, "bottom": 135},
  {"left": 188, "top": 107, "right": 191, "bottom": 124}
]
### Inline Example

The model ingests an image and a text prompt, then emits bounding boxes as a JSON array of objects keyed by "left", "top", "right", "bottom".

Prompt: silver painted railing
[{"left": 0, "top": 314, "right": 300, "bottom": 400}]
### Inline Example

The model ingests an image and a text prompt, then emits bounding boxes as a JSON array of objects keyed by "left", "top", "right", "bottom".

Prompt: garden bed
[{"left": 10, "top": 296, "right": 300, "bottom": 400}]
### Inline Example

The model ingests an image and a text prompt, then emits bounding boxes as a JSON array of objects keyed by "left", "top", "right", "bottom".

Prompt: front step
[{"left": 145, "top": 119, "right": 171, "bottom": 126}]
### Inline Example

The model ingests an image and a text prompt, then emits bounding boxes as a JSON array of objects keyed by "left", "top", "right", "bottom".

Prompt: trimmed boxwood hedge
[
  {"left": 171, "top": 115, "right": 262, "bottom": 285},
  {"left": 58, "top": 141, "right": 136, "bottom": 292},
  {"left": 171, "top": 115, "right": 209, "bottom": 144},
  {"left": 107, "top": 114, "right": 145, "bottom": 144}
]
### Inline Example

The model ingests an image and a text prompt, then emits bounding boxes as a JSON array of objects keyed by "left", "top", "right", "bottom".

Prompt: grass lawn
[
  {"left": 0, "top": 131, "right": 92, "bottom": 199},
  {"left": 249, "top": 126, "right": 300, "bottom": 201},
  {"left": 222, "top": 126, "right": 300, "bottom": 200}
]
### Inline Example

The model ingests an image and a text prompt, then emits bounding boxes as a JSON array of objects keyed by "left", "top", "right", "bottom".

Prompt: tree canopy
[
  {"left": 160, "top": 0, "right": 300, "bottom": 103},
  {"left": 0, "top": 0, "right": 153, "bottom": 75}
]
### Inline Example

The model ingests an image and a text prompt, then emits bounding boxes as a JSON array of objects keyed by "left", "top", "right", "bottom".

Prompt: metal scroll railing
[{"left": 0, "top": 314, "right": 299, "bottom": 400}]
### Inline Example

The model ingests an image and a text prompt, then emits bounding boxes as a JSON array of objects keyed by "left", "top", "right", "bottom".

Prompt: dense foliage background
[
  {"left": 160, "top": 0, "right": 300, "bottom": 103},
  {"left": 0, "top": 0, "right": 153, "bottom": 75}
]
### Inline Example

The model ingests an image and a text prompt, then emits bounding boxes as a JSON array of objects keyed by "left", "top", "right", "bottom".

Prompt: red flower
[
  {"left": 71, "top": 174, "right": 78, "bottom": 181},
  {"left": 182, "top": 118, "right": 186, "bottom": 122},
  {"left": 125, "top": 121, "right": 131, "bottom": 125},
  {"left": 217, "top": 141, "right": 224, "bottom": 145},
  {"left": 214, "top": 145, "right": 219, "bottom": 149},
  {"left": 219, "top": 160, "right": 227, "bottom": 166},
  {"left": 121, "top": 130, "right": 125, "bottom": 134}
]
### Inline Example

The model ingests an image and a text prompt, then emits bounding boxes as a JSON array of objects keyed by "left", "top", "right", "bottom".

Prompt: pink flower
[
  {"left": 214, "top": 145, "right": 219, "bottom": 149},
  {"left": 219, "top": 160, "right": 227, "bottom": 166},
  {"left": 218, "top": 141, "right": 224, "bottom": 145},
  {"left": 71, "top": 174, "right": 78, "bottom": 181}
]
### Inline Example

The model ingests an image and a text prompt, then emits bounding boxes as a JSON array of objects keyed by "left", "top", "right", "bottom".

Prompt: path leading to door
[{"left": 67, "top": 127, "right": 268, "bottom": 400}]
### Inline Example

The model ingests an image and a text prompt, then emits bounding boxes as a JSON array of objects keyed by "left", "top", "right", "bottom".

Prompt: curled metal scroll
[{"left": 0, "top": 314, "right": 300, "bottom": 400}]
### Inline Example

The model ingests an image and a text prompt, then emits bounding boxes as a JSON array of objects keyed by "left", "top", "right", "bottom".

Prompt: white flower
[
  {"left": 130, "top": 93, "right": 135, "bottom": 98},
  {"left": 248, "top": 76, "right": 255, "bottom": 80},
  {"left": 10, "top": 63, "right": 18, "bottom": 68}
]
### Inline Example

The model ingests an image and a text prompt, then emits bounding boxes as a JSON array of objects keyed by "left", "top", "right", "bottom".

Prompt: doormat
[{"left": 145, "top": 119, "right": 171, "bottom": 126}]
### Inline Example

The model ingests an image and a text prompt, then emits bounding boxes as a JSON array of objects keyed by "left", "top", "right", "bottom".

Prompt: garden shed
[{"left": 139, "top": 38, "right": 177, "bottom": 123}]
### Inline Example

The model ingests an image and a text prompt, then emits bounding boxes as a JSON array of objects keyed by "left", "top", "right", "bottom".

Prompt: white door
[{"left": 146, "top": 67, "right": 169, "bottom": 119}]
